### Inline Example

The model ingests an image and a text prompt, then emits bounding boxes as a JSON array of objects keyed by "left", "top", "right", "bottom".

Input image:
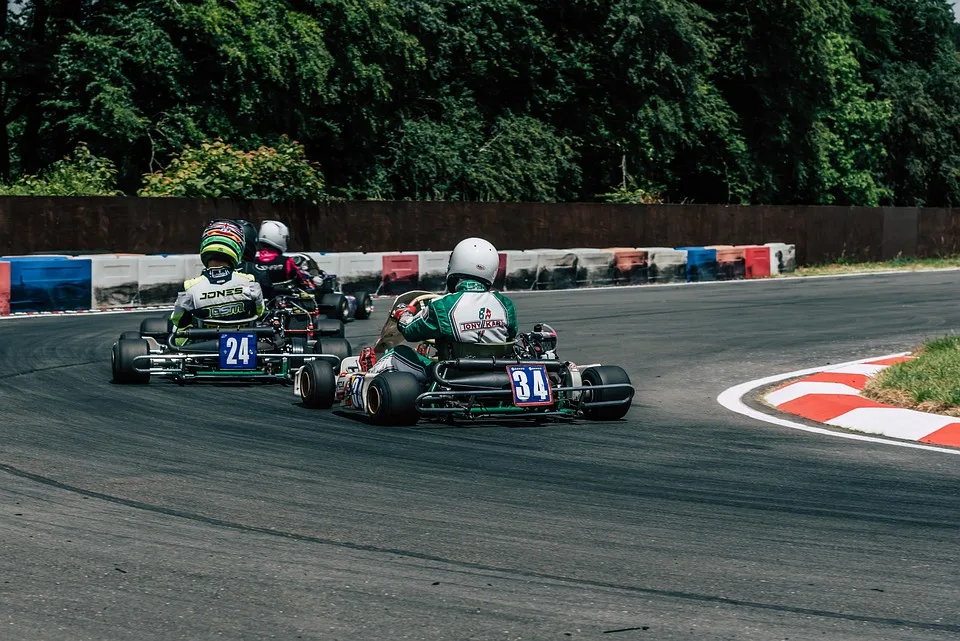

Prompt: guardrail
[{"left": 0, "top": 242, "right": 796, "bottom": 315}]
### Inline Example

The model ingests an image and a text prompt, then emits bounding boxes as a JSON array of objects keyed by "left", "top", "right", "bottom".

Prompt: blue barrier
[
  {"left": 678, "top": 247, "right": 718, "bottom": 282},
  {"left": 6, "top": 257, "right": 92, "bottom": 312}
]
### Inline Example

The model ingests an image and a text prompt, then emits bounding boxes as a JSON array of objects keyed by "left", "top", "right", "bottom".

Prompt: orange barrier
[
  {"left": 740, "top": 245, "right": 772, "bottom": 279},
  {"left": 709, "top": 246, "right": 746, "bottom": 280},
  {"left": 0, "top": 261, "right": 9, "bottom": 315},
  {"left": 607, "top": 248, "right": 649, "bottom": 284},
  {"left": 382, "top": 253, "right": 420, "bottom": 295}
]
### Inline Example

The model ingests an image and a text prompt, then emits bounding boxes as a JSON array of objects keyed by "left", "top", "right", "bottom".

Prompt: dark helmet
[{"left": 234, "top": 219, "right": 259, "bottom": 262}]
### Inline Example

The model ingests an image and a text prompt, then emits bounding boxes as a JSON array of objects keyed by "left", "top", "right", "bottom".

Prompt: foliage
[
  {"left": 0, "top": 143, "right": 121, "bottom": 196},
  {"left": 4, "top": 0, "right": 960, "bottom": 205},
  {"left": 138, "top": 137, "right": 326, "bottom": 203}
]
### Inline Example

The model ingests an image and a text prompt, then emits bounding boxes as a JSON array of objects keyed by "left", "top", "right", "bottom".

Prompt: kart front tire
[
  {"left": 139, "top": 316, "right": 170, "bottom": 338},
  {"left": 367, "top": 372, "right": 420, "bottom": 427},
  {"left": 299, "top": 360, "right": 336, "bottom": 409},
  {"left": 112, "top": 338, "right": 151, "bottom": 384},
  {"left": 120, "top": 331, "right": 142, "bottom": 340},
  {"left": 580, "top": 366, "right": 632, "bottom": 421},
  {"left": 355, "top": 292, "right": 373, "bottom": 320}
]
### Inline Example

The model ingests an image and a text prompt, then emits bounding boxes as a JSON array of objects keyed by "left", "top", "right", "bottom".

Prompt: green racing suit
[{"left": 371, "top": 279, "right": 519, "bottom": 379}]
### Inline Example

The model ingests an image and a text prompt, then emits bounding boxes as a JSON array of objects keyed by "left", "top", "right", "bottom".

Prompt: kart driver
[
  {"left": 254, "top": 220, "right": 320, "bottom": 293},
  {"left": 234, "top": 218, "right": 274, "bottom": 297},
  {"left": 169, "top": 221, "right": 265, "bottom": 346},
  {"left": 366, "top": 237, "right": 518, "bottom": 383}
]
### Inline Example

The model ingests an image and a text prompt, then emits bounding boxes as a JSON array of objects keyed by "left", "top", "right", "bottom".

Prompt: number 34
[{"left": 512, "top": 368, "right": 549, "bottom": 401}]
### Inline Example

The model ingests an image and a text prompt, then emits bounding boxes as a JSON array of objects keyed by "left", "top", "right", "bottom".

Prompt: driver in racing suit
[
  {"left": 169, "top": 221, "right": 265, "bottom": 347},
  {"left": 254, "top": 220, "right": 320, "bottom": 293},
  {"left": 366, "top": 237, "right": 518, "bottom": 383}
]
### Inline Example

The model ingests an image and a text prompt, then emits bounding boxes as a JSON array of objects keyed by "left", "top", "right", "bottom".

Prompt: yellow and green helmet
[{"left": 200, "top": 220, "right": 244, "bottom": 268}]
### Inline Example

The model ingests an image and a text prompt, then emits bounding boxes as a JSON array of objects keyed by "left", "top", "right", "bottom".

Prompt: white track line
[{"left": 716, "top": 352, "right": 960, "bottom": 455}]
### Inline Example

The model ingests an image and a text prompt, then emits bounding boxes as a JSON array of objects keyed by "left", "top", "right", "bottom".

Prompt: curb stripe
[{"left": 778, "top": 394, "right": 888, "bottom": 423}]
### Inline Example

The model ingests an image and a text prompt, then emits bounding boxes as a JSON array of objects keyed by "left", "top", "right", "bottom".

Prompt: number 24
[{"left": 225, "top": 336, "right": 251, "bottom": 364}]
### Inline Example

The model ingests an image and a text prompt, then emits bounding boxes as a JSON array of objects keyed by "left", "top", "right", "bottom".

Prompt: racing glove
[{"left": 392, "top": 302, "right": 417, "bottom": 322}]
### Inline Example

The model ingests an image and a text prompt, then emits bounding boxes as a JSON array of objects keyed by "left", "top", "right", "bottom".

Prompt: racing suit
[
  {"left": 169, "top": 267, "right": 265, "bottom": 346},
  {"left": 237, "top": 259, "right": 273, "bottom": 298},
  {"left": 370, "top": 279, "right": 519, "bottom": 383},
  {"left": 254, "top": 248, "right": 316, "bottom": 293}
]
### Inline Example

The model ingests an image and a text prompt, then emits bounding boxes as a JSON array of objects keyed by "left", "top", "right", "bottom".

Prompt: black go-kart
[
  {"left": 287, "top": 253, "right": 373, "bottom": 324},
  {"left": 111, "top": 310, "right": 351, "bottom": 385}
]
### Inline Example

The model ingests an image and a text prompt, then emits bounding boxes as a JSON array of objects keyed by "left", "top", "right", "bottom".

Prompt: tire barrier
[{"left": 0, "top": 242, "right": 796, "bottom": 314}]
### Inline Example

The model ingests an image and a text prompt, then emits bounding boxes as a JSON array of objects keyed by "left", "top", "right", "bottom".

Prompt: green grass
[
  {"left": 788, "top": 255, "right": 960, "bottom": 277},
  {"left": 864, "top": 336, "right": 960, "bottom": 414}
]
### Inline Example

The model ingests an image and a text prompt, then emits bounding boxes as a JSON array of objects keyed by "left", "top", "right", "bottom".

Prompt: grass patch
[
  {"left": 787, "top": 255, "right": 960, "bottom": 277},
  {"left": 863, "top": 336, "right": 960, "bottom": 415}
]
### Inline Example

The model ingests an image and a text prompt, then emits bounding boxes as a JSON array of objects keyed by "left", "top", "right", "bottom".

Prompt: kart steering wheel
[{"left": 409, "top": 293, "right": 441, "bottom": 311}]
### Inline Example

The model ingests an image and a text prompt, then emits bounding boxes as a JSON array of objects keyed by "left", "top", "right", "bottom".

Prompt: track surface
[{"left": 1, "top": 274, "right": 959, "bottom": 641}]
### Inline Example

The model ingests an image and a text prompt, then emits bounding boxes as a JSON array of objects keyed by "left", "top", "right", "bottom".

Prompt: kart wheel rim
[
  {"left": 302, "top": 373, "right": 311, "bottom": 399},
  {"left": 368, "top": 384, "right": 381, "bottom": 415}
]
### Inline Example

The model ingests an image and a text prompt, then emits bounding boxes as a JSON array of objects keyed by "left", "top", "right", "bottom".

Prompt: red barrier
[
  {"left": 740, "top": 245, "right": 772, "bottom": 279},
  {"left": 606, "top": 248, "right": 649, "bottom": 285},
  {"left": 381, "top": 253, "right": 420, "bottom": 295},
  {"left": 493, "top": 253, "right": 507, "bottom": 291},
  {"left": 0, "top": 261, "right": 9, "bottom": 315}
]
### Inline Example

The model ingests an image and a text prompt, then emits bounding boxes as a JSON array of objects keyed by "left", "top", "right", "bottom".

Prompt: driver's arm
[{"left": 398, "top": 303, "right": 441, "bottom": 342}]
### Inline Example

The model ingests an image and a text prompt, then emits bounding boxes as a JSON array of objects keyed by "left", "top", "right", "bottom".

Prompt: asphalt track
[{"left": 1, "top": 273, "right": 959, "bottom": 641}]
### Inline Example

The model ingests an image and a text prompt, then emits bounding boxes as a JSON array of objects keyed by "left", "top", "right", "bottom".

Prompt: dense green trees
[{"left": 2, "top": 0, "right": 960, "bottom": 205}]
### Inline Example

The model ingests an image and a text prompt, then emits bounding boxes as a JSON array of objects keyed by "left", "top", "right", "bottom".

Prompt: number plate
[
  {"left": 506, "top": 364, "right": 554, "bottom": 407},
  {"left": 219, "top": 333, "right": 257, "bottom": 370}
]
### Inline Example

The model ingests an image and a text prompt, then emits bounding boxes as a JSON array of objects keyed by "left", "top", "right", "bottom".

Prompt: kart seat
[{"left": 437, "top": 341, "right": 516, "bottom": 360}]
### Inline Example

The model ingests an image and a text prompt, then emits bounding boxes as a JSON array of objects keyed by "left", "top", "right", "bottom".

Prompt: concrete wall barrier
[
  {"left": 571, "top": 248, "right": 616, "bottom": 287},
  {"left": 5, "top": 241, "right": 799, "bottom": 314},
  {"left": 138, "top": 255, "right": 186, "bottom": 306},
  {"left": 5, "top": 256, "right": 92, "bottom": 312},
  {"left": 0, "top": 261, "right": 9, "bottom": 315},
  {"left": 534, "top": 249, "right": 578, "bottom": 290},
  {"left": 740, "top": 245, "right": 772, "bottom": 279},
  {"left": 679, "top": 247, "right": 718, "bottom": 282},
  {"left": 338, "top": 252, "right": 383, "bottom": 295},
  {"left": 90, "top": 255, "right": 141, "bottom": 308},
  {"left": 607, "top": 248, "right": 649, "bottom": 285},
  {"left": 766, "top": 243, "right": 797, "bottom": 275},
  {"left": 645, "top": 248, "right": 688, "bottom": 283},
  {"left": 382, "top": 253, "right": 420, "bottom": 296},
  {"left": 502, "top": 250, "right": 539, "bottom": 291},
  {"left": 418, "top": 251, "right": 451, "bottom": 293},
  {"left": 710, "top": 246, "right": 747, "bottom": 280}
]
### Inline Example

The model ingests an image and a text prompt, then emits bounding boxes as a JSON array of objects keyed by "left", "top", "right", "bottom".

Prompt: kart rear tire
[
  {"left": 313, "top": 337, "right": 352, "bottom": 366},
  {"left": 367, "top": 372, "right": 420, "bottom": 426},
  {"left": 320, "top": 294, "right": 351, "bottom": 323},
  {"left": 299, "top": 360, "right": 336, "bottom": 409},
  {"left": 314, "top": 319, "right": 345, "bottom": 338},
  {"left": 580, "top": 366, "right": 632, "bottom": 421},
  {"left": 286, "top": 316, "right": 309, "bottom": 354},
  {"left": 354, "top": 292, "right": 373, "bottom": 320},
  {"left": 112, "top": 338, "right": 151, "bottom": 384},
  {"left": 139, "top": 316, "right": 170, "bottom": 338}
]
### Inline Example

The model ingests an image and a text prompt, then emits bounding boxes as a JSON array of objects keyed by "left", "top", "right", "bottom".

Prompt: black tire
[
  {"left": 354, "top": 292, "right": 373, "bottom": 320},
  {"left": 299, "top": 360, "right": 336, "bottom": 409},
  {"left": 139, "top": 316, "right": 170, "bottom": 337},
  {"left": 120, "top": 331, "right": 141, "bottom": 340},
  {"left": 314, "top": 319, "right": 345, "bottom": 338},
  {"left": 580, "top": 366, "right": 632, "bottom": 421},
  {"left": 320, "top": 293, "right": 350, "bottom": 322},
  {"left": 313, "top": 337, "right": 352, "bottom": 367},
  {"left": 286, "top": 316, "right": 309, "bottom": 354},
  {"left": 367, "top": 371, "right": 421, "bottom": 426},
  {"left": 112, "top": 338, "right": 151, "bottom": 384}
]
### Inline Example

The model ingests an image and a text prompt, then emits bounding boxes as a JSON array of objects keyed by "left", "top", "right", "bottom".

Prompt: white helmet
[
  {"left": 258, "top": 220, "right": 289, "bottom": 252},
  {"left": 446, "top": 237, "right": 499, "bottom": 291}
]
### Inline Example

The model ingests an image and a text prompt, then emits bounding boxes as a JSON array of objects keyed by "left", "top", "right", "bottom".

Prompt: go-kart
[
  {"left": 111, "top": 312, "right": 351, "bottom": 385},
  {"left": 292, "top": 290, "right": 635, "bottom": 425},
  {"left": 288, "top": 253, "right": 373, "bottom": 324}
]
